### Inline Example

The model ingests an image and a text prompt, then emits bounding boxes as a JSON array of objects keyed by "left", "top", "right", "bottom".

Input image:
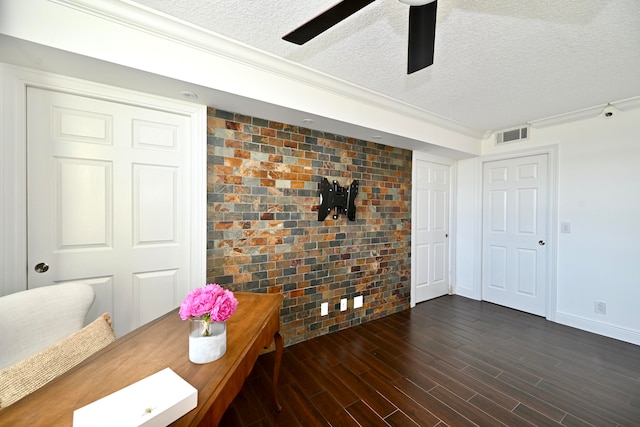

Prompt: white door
[
  {"left": 414, "top": 159, "right": 450, "bottom": 303},
  {"left": 482, "top": 154, "right": 548, "bottom": 316},
  {"left": 27, "top": 87, "right": 193, "bottom": 337}
]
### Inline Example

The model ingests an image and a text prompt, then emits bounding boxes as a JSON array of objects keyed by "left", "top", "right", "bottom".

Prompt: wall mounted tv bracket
[{"left": 318, "top": 178, "right": 359, "bottom": 221}]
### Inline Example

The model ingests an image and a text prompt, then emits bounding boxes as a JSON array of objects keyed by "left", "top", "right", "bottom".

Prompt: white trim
[
  {"left": 529, "top": 105, "right": 606, "bottom": 129},
  {"left": 0, "top": 65, "right": 3, "bottom": 295},
  {"left": 0, "top": 64, "right": 28, "bottom": 296},
  {"left": 0, "top": 63, "right": 206, "bottom": 296},
  {"left": 448, "top": 161, "right": 458, "bottom": 296},
  {"left": 453, "top": 156, "right": 483, "bottom": 301},
  {"left": 187, "top": 99, "right": 207, "bottom": 293},
  {"left": 472, "top": 157, "right": 483, "bottom": 301},
  {"left": 611, "top": 96, "right": 640, "bottom": 111},
  {"left": 528, "top": 95, "right": 640, "bottom": 128},
  {"left": 555, "top": 311, "right": 640, "bottom": 346},
  {"left": 477, "top": 144, "right": 559, "bottom": 320},
  {"left": 411, "top": 151, "right": 456, "bottom": 308}
]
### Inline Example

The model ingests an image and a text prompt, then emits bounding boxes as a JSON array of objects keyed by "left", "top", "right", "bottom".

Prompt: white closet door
[
  {"left": 27, "top": 87, "right": 193, "bottom": 337},
  {"left": 482, "top": 154, "right": 548, "bottom": 316}
]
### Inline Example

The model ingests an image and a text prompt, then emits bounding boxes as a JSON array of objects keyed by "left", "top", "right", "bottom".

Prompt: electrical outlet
[
  {"left": 595, "top": 300, "right": 606, "bottom": 315},
  {"left": 354, "top": 295, "right": 363, "bottom": 309},
  {"left": 321, "top": 302, "right": 329, "bottom": 316},
  {"left": 340, "top": 298, "right": 347, "bottom": 311}
]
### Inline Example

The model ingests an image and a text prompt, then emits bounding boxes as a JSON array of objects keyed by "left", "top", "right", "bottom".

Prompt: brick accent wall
[{"left": 206, "top": 107, "right": 412, "bottom": 345}]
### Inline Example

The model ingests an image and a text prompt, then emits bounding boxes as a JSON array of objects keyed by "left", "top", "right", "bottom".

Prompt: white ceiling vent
[{"left": 495, "top": 126, "right": 529, "bottom": 145}]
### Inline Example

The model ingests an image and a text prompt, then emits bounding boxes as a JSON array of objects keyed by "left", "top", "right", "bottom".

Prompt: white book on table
[{"left": 73, "top": 367, "right": 197, "bottom": 427}]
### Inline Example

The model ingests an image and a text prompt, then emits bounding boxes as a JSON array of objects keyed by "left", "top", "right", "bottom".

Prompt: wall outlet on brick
[
  {"left": 321, "top": 302, "right": 329, "bottom": 316},
  {"left": 340, "top": 298, "right": 347, "bottom": 311},
  {"left": 354, "top": 295, "right": 363, "bottom": 309}
]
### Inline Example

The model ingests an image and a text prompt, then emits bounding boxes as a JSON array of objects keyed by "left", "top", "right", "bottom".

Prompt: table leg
[{"left": 272, "top": 331, "right": 283, "bottom": 412}]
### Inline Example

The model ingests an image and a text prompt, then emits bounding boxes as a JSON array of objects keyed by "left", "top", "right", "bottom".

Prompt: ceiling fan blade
[
  {"left": 283, "top": 0, "right": 376, "bottom": 45},
  {"left": 407, "top": 1, "right": 437, "bottom": 74}
]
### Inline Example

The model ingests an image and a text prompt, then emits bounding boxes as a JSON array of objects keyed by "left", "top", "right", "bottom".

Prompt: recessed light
[
  {"left": 179, "top": 91, "right": 198, "bottom": 100},
  {"left": 372, "top": 135, "right": 382, "bottom": 139},
  {"left": 302, "top": 118, "right": 314, "bottom": 124}
]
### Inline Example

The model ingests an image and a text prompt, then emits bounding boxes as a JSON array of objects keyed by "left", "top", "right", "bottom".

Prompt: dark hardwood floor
[{"left": 220, "top": 295, "right": 640, "bottom": 426}]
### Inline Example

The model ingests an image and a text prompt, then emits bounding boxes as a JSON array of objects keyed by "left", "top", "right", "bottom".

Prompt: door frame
[
  {"left": 478, "top": 144, "right": 559, "bottom": 320},
  {"left": 0, "top": 64, "right": 207, "bottom": 296},
  {"left": 411, "top": 151, "right": 457, "bottom": 308}
]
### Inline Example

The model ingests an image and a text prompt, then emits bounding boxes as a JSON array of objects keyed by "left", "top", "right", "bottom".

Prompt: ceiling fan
[{"left": 282, "top": 0, "right": 438, "bottom": 74}]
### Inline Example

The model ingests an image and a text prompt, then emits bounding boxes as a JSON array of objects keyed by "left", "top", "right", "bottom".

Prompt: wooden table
[{"left": 0, "top": 292, "right": 284, "bottom": 426}]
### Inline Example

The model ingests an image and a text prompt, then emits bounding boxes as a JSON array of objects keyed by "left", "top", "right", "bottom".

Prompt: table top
[{"left": 0, "top": 292, "right": 284, "bottom": 427}]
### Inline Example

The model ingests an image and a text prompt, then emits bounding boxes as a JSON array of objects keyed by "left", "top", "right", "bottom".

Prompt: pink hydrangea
[{"left": 179, "top": 284, "right": 238, "bottom": 321}]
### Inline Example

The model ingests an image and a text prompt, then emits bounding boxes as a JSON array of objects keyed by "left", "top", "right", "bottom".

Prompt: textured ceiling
[{"left": 131, "top": 0, "right": 640, "bottom": 133}]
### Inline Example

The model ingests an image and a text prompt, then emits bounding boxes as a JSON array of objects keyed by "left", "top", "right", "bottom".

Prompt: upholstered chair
[{"left": 0, "top": 283, "right": 96, "bottom": 370}]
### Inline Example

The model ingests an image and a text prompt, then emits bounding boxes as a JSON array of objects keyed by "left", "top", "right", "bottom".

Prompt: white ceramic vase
[{"left": 188, "top": 319, "right": 226, "bottom": 364}]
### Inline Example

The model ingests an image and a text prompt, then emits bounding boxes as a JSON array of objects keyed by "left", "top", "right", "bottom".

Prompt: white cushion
[{"left": 0, "top": 283, "right": 95, "bottom": 369}]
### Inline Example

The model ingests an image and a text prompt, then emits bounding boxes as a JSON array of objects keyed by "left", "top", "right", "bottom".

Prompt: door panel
[
  {"left": 517, "top": 249, "right": 537, "bottom": 295},
  {"left": 80, "top": 276, "right": 114, "bottom": 332},
  {"left": 133, "top": 164, "right": 177, "bottom": 244},
  {"left": 482, "top": 154, "right": 548, "bottom": 316},
  {"left": 433, "top": 242, "right": 446, "bottom": 282},
  {"left": 517, "top": 188, "right": 537, "bottom": 233},
  {"left": 415, "top": 159, "right": 450, "bottom": 303},
  {"left": 133, "top": 269, "right": 179, "bottom": 327},
  {"left": 57, "top": 159, "right": 112, "bottom": 248},
  {"left": 27, "top": 87, "right": 192, "bottom": 337},
  {"left": 489, "top": 245, "right": 507, "bottom": 289}
]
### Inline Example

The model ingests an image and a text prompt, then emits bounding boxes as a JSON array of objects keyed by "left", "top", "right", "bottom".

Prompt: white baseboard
[
  {"left": 453, "top": 287, "right": 479, "bottom": 300},
  {"left": 555, "top": 311, "right": 640, "bottom": 346}
]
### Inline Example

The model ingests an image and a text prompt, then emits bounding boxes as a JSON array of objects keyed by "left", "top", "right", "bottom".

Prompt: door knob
[
  {"left": 538, "top": 240, "right": 546, "bottom": 246},
  {"left": 34, "top": 262, "right": 49, "bottom": 273}
]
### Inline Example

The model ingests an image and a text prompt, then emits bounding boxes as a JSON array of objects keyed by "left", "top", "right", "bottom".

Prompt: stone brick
[{"left": 206, "top": 107, "right": 411, "bottom": 346}]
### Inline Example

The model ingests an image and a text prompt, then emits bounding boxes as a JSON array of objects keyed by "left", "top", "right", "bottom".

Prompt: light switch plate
[{"left": 321, "top": 302, "right": 328, "bottom": 316}]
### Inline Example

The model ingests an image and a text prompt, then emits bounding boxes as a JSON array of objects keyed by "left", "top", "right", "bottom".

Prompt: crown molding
[
  {"left": 528, "top": 105, "right": 606, "bottom": 128},
  {"left": 528, "top": 95, "right": 640, "bottom": 129},
  {"left": 611, "top": 96, "right": 640, "bottom": 111},
  {"left": 50, "top": 0, "right": 484, "bottom": 140}
]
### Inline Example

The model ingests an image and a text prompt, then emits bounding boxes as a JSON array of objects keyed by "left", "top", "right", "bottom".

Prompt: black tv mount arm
[{"left": 318, "top": 178, "right": 359, "bottom": 221}]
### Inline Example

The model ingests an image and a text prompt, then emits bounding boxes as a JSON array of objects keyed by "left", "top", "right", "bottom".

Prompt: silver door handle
[
  {"left": 538, "top": 240, "right": 546, "bottom": 246},
  {"left": 34, "top": 262, "right": 49, "bottom": 273}
]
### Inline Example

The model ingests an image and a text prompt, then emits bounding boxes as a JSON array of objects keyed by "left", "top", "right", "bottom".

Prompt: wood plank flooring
[{"left": 220, "top": 295, "right": 640, "bottom": 426}]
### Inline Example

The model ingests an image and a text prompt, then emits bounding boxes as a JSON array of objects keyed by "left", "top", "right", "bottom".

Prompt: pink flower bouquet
[{"left": 179, "top": 284, "right": 238, "bottom": 335}]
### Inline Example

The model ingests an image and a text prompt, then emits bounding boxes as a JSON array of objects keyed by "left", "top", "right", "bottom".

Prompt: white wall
[{"left": 455, "top": 107, "right": 640, "bottom": 345}]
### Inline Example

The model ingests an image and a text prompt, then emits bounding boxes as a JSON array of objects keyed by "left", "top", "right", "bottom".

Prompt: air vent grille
[{"left": 496, "top": 126, "right": 529, "bottom": 145}]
